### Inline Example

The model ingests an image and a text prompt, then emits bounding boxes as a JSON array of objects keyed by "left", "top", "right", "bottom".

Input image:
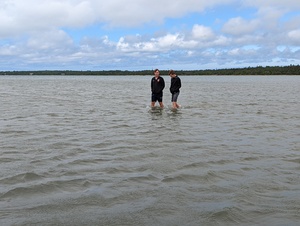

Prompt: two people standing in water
[{"left": 151, "top": 69, "right": 181, "bottom": 109}]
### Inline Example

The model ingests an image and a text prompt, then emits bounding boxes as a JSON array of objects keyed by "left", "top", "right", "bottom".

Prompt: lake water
[{"left": 0, "top": 75, "right": 299, "bottom": 226}]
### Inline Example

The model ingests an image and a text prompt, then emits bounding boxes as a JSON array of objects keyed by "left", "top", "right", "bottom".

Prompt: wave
[{"left": 0, "top": 178, "right": 92, "bottom": 199}]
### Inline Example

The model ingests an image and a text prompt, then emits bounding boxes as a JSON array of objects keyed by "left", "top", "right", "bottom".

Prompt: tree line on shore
[{"left": 1, "top": 65, "right": 299, "bottom": 76}]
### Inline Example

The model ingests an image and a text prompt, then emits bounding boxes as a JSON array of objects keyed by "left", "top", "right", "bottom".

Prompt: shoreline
[{"left": 1, "top": 65, "right": 300, "bottom": 76}]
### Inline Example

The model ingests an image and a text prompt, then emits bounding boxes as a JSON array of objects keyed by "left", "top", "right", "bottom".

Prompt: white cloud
[
  {"left": 288, "top": 29, "right": 300, "bottom": 45},
  {"left": 89, "top": 0, "right": 235, "bottom": 27},
  {"left": 0, "top": 1, "right": 96, "bottom": 37},
  {"left": 192, "top": 25, "right": 215, "bottom": 40},
  {"left": 117, "top": 37, "right": 129, "bottom": 50},
  {"left": 0, "top": 0, "right": 235, "bottom": 37},
  {"left": 213, "top": 35, "right": 230, "bottom": 46},
  {"left": 222, "top": 17, "right": 259, "bottom": 36},
  {"left": 26, "top": 29, "right": 73, "bottom": 50},
  {"left": 115, "top": 33, "right": 199, "bottom": 53},
  {"left": 1, "top": 0, "right": 300, "bottom": 70},
  {"left": 157, "top": 34, "right": 180, "bottom": 49},
  {"left": 243, "top": 0, "right": 300, "bottom": 10},
  {"left": 0, "top": 44, "right": 18, "bottom": 56}
]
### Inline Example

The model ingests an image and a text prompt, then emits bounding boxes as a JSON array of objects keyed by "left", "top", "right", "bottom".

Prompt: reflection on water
[{"left": 0, "top": 75, "right": 299, "bottom": 225}]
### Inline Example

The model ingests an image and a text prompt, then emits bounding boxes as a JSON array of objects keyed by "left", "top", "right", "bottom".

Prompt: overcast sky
[{"left": 1, "top": 0, "right": 300, "bottom": 71}]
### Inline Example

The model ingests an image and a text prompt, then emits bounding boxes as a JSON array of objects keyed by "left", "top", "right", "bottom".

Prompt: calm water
[{"left": 0, "top": 75, "right": 299, "bottom": 226}]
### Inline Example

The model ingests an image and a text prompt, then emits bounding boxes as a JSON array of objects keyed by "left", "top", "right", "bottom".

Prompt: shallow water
[{"left": 0, "top": 75, "right": 299, "bottom": 225}]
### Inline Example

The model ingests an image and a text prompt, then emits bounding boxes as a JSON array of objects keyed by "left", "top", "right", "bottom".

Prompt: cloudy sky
[{"left": 1, "top": 0, "right": 300, "bottom": 71}]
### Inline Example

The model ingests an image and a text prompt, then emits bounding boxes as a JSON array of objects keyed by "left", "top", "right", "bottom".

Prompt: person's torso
[
  {"left": 171, "top": 76, "right": 180, "bottom": 89},
  {"left": 152, "top": 76, "right": 164, "bottom": 93}
]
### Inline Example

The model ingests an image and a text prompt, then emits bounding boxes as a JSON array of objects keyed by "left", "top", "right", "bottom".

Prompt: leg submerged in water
[
  {"left": 159, "top": 102, "right": 164, "bottom": 108},
  {"left": 151, "top": 92, "right": 164, "bottom": 108},
  {"left": 172, "top": 102, "right": 180, "bottom": 109},
  {"left": 171, "top": 91, "right": 180, "bottom": 109}
]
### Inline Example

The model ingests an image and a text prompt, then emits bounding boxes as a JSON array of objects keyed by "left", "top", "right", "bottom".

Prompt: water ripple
[{"left": 0, "top": 75, "right": 299, "bottom": 225}]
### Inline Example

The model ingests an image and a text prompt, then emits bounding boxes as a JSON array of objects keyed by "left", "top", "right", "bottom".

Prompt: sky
[{"left": 1, "top": 0, "right": 300, "bottom": 71}]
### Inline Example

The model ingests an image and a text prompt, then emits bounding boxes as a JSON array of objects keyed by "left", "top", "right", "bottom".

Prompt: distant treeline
[{"left": 1, "top": 65, "right": 300, "bottom": 76}]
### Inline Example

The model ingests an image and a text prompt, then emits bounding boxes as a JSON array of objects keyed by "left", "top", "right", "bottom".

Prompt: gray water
[{"left": 0, "top": 75, "right": 299, "bottom": 226}]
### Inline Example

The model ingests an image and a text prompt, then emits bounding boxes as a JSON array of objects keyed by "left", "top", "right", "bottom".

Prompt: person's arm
[
  {"left": 162, "top": 77, "right": 165, "bottom": 90},
  {"left": 178, "top": 77, "right": 181, "bottom": 89},
  {"left": 151, "top": 78, "right": 153, "bottom": 92},
  {"left": 170, "top": 78, "right": 174, "bottom": 93}
]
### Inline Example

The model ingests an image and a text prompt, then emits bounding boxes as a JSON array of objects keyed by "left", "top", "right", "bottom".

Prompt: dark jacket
[
  {"left": 170, "top": 76, "right": 181, "bottom": 94},
  {"left": 151, "top": 76, "right": 165, "bottom": 94}
]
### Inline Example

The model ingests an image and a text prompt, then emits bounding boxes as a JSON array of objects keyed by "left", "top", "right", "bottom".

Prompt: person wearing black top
[
  {"left": 169, "top": 70, "right": 181, "bottom": 109},
  {"left": 151, "top": 69, "right": 165, "bottom": 108}
]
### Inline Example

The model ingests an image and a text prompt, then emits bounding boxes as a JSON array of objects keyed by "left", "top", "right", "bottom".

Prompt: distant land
[{"left": 1, "top": 65, "right": 299, "bottom": 76}]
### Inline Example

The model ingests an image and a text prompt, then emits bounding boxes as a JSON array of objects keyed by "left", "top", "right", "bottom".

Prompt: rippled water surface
[{"left": 0, "top": 75, "right": 299, "bottom": 225}]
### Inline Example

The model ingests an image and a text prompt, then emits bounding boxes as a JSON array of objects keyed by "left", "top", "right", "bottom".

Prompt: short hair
[
  {"left": 154, "top": 69, "right": 159, "bottom": 72},
  {"left": 169, "top": 69, "right": 175, "bottom": 75}
]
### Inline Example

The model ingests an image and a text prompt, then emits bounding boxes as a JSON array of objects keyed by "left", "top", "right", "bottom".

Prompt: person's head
[
  {"left": 154, "top": 69, "right": 160, "bottom": 77},
  {"left": 169, "top": 69, "right": 176, "bottom": 77}
]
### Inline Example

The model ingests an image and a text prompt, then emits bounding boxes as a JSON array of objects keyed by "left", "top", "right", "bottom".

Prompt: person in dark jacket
[
  {"left": 169, "top": 70, "right": 181, "bottom": 109},
  {"left": 151, "top": 69, "right": 165, "bottom": 108}
]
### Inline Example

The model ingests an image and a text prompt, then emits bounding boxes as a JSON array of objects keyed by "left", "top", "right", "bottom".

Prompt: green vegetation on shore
[{"left": 1, "top": 65, "right": 299, "bottom": 76}]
